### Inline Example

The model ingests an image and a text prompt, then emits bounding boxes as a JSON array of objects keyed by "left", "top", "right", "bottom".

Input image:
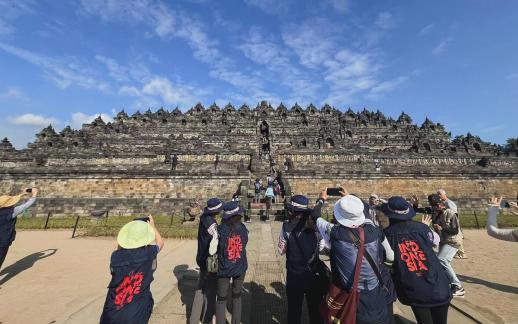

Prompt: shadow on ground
[
  {"left": 0, "top": 249, "right": 57, "bottom": 285},
  {"left": 458, "top": 274, "right": 518, "bottom": 295},
  {"left": 172, "top": 264, "right": 199, "bottom": 323}
]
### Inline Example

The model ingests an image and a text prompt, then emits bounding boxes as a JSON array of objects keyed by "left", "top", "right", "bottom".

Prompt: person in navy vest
[
  {"left": 100, "top": 215, "right": 164, "bottom": 324},
  {"left": 381, "top": 196, "right": 452, "bottom": 324},
  {"left": 314, "top": 188, "right": 394, "bottom": 324},
  {"left": 215, "top": 201, "right": 248, "bottom": 324},
  {"left": 0, "top": 187, "right": 38, "bottom": 270},
  {"left": 190, "top": 198, "right": 223, "bottom": 324},
  {"left": 278, "top": 195, "right": 326, "bottom": 324}
]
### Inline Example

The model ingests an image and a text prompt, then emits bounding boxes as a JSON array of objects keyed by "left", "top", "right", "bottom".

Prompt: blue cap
[
  {"left": 286, "top": 195, "right": 310, "bottom": 212},
  {"left": 203, "top": 198, "right": 223, "bottom": 214},
  {"left": 380, "top": 196, "right": 416, "bottom": 220},
  {"left": 221, "top": 201, "right": 245, "bottom": 220}
]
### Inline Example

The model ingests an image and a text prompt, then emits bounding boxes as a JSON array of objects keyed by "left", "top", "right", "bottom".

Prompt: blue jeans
[{"left": 437, "top": 244, "right": 461, "bottom": 288}]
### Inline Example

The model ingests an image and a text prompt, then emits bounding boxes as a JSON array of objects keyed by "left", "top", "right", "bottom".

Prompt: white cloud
[
  {"left": 95, "top": 55, "right": 129, "bottom": 81},
  {"left": 0, "top": 19, "right": 14, "bottom": 35},
  {"left": 141, "top": 76, "right": 204, "bottom": 107},
  {"left": 325, "top": 0, "right": 349, "bottom": 12},
  {"left": 418, "top": 23, "right": 434, "bottom": 36},
  {"left": 243, "top": 0, "right": 293, "bottom": 15},
  {"left": 0, "top": 0, "right": 34, "bottom": 35},
  {"left": 366, "top": 76, "right": 409, "bottom": 100},
  {"left": 0, "top": 87, "right": 27, "bottom": 100},
  {"left": 282, "top": 20, "right": 338, "bottom": 68},
  {"left": 8, "top": 113, "right": 59, "bottom": 127},
  {"left": 0, "top": 42, "right": 111, "bottom": 92},
  {"left": 70, "top": 112, "right": 113, "bottom": 129},
  {"left": 376, "top": 12, "right": 395, "bottom": 30},
  {"left": 432, "top": 37, "right": 452, "bottom": 56},
  {"left": 118, "top": 86, "right": 142, "bottom": 97}
]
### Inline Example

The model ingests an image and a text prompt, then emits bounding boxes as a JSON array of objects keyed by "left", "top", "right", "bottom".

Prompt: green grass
[{"left": 16, "top": 215, "right": 198, "bottom": 239}]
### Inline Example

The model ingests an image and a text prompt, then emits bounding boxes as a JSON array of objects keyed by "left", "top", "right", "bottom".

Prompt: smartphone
[
  {"left": 134, "top": 216, "right": 150, "bottom": 222},
  {"left": 25, "top": 188, "right": 32, "bottom": 193},
  {"left": 326, "top": 187, "right": 343, "bottom": 196},
  {"left": 500, "top": 200, "right": 510, "bottom": 209}
]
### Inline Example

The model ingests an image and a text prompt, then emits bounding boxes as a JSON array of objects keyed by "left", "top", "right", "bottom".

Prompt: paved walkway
[{"left": 1, "top": 226, "right": 514, "bottom": 323}]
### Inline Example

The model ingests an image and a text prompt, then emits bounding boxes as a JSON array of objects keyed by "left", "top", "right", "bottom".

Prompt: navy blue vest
[
  {"left": 100, "top": 245, "right": 158, "bottom": 324},
  {"left": 283, "top": 221, "right": 319, "bottom": 287},
  {"left": 330, "top": 224, "right": 388, "bottom": 324},
  {"left": 217, "top": 222, "right": 248, "bottom": 278},
  {"left": 196, "top": 214, "right": 217, "bottom": 270},
  {"left": 0, "top": 207, "right": 17, "bottom": 247},
  {"left": 384, "top": 220, "right": 452, "bottom": 307}
]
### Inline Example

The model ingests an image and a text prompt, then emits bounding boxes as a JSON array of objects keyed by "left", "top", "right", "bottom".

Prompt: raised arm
[
  {"left": 486, "top": 197, "right": 518, "bottom": 242},
  {"left": 148, "top": 215, "right": 165, "bottom": 251},
  {"left": 12, "top": 188, "right": 38, "bottom": 218}
]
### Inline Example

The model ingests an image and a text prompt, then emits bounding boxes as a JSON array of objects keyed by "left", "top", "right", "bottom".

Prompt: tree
[{"left": 504, "top": 137, "right": 518, "bottom": 154}]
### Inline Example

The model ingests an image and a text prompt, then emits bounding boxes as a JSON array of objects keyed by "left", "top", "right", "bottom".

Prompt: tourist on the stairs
[
  {"left": 254, "top": 178, "right": 261, "bottom": 204},
  {"left": 215, "top": 201, "right": 249, "bottom": 324},
  {"left": 100, "top": 215, "right": 164, "bottom": 324},
  {"left": 0, "top": 187, "right": 38, "bottom": 270},
  {"left": 278, "top": 195, "right": 327, "bottom": 324},
  {"left": 486, "top": 196, "right": 518, "bottom": 242},
  {"left": 265, "top": 185, "right": 275, "bottom": 220},
  {"left": 314, "top": 188, "right": 394, "bottom": 324},
  {"left": 190, "top": 198, "right": 223, "bottom": 324},
  {"left": 381, "top": 196, "right": 452, "bottom": 324}
]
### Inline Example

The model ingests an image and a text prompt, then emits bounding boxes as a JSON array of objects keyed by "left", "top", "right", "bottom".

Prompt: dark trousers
[
  {"left": 286, "top": 279, "right": 324, "bottom": 324},
  {"left": 411, "top": 303, "right": 449, "bottom": 324},
  {"left": 0, "top": 246, "right": 9, "bottom": 270},
  {"left": 190, "top": 269, "right": 217, "bottom": 324},
  {"left": 216, "top": 274, "right": 245, "bottom": 324}
]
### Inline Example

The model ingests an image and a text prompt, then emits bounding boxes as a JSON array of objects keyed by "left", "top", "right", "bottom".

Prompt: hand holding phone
[{"left": 326, "top": 187, "right": 343, "bottom": 196}]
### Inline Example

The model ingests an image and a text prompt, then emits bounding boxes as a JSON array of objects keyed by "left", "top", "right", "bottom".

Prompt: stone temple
[{"left": 0, "top": 101, "right": 516, "bottom": 217}]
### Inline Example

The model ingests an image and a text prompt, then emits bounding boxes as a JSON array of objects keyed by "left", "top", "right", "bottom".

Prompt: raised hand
[{"left": 421, "top": 214, "right": 433, "bottom": 226}]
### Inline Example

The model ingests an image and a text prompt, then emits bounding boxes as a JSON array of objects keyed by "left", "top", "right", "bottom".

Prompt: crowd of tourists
[{"left": 1, "top": 186, "right": 517, "bottom": 324}]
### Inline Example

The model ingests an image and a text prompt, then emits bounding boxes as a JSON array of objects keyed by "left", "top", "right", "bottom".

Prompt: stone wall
[
  {"left": 286, "top": 175, "right": 518, "bottom": 211},
  {"left": 0, "top": 174, "right": 249, "bottom": 216}
]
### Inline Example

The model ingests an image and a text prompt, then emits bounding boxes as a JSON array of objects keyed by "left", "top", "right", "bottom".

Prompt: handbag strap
[
  {"left": 346, "top": 227, "right": 385, "bottom": 288},
  {"left": 350, "top": 227, "right": 365, "bottom": 291}
]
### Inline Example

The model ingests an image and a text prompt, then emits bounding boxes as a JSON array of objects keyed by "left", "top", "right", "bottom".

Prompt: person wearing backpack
[
  {"left": 314, "top": 188, "right": 394, "bottom": 324},
  {"left": 278, "top": 195, "right": 327, "bottom": 324},
  {"left": 254, "top": 178, "right": 261, "bottom": 204},
  {"left": 215, "top": 201, "right": 249, "bottom": 324},
  {"left": 381, "top": 196, "right": 452, "bottom": 324},
  {"left": 100, "top": 216, "right": 164, "bottom": 324},
  {"left": 190, "top": 198, "right": 224, "bottom": 324}
]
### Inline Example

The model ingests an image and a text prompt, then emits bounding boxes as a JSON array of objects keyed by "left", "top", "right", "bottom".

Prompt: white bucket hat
[{"left": 333, "top": 195, "right": 365, "bottom": 228}]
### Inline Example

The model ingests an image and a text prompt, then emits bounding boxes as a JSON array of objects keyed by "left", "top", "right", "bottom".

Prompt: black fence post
[
  {"left": 44, "top": 212, "right": 52, "bottom": 230},
  {"left": 473, "top": 210, "right": 480, "bottom": 229},
  {"left": 104, "top": 210, "right": 110, "bottom": 226},
  {"left": 72, "top": 215, "right": 81, "bottom": 238},
  {"left": 170, "top": 212, "right": 174, "bottom": 226}
]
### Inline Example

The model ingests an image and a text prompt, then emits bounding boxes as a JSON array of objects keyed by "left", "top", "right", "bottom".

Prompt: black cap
[{"left": 428, "top": 194, "right": 442, "bottom": 206}]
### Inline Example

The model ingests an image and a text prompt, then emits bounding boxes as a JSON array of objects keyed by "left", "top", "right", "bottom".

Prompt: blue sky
[{"left": 0, "top": 0, "right": 517, "bottom": 148}]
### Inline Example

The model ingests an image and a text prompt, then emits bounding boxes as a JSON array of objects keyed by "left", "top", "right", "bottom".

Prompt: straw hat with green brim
[
  {"left": 0, "top": 195, "right": 22, "bottom": 208},
  {"left": 117, "top": 220, "right": 156, "bottom": 249}
]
